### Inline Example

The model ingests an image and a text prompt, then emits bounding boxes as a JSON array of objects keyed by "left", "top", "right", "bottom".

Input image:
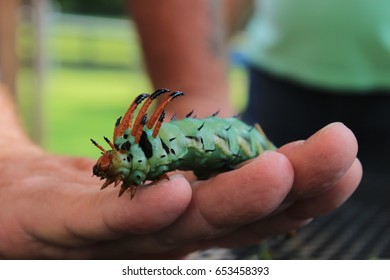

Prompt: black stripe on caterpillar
[{"left": 91, "top": 88, "right": 275, "bottom": 199}]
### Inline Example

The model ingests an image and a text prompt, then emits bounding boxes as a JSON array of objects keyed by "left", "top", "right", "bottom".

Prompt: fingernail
[
  {"left": 308, "top": 122, "right": 345, "bottom": 143},
  {"left": 319, "top": 122, "right": 345, "bottom": 135}
]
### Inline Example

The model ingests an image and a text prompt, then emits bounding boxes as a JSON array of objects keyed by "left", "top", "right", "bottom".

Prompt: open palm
[{"left": 0, "top": 123, "right": 361, "bottom": 259}]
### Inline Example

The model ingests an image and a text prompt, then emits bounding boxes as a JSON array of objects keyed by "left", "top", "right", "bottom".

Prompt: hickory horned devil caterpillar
[{"left": 91, "top": 88, "right": 275, "bottom": 199}]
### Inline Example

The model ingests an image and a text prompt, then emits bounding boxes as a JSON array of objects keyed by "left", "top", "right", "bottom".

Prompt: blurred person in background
[
  {"left": 0, "top": 0, "right": 371, "bottom": 259},
  {"left": 128, "top": 0, "right": 390, "bottom": 258},
  {"left": 129, "top": 0, "right": 390, "bottom": 178}
]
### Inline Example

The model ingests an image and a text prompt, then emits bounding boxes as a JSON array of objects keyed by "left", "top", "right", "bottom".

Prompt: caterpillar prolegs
[{"left": 91, "top": 88, "right": 275, "bottom": 199}]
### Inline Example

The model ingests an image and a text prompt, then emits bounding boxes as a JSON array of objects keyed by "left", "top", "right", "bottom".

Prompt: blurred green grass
[
  {"left": 18, "top": 15, "right": 248, "bottom": 158},
  {"left": 44, "top": 68, "right": 150, "bottom": 156}
]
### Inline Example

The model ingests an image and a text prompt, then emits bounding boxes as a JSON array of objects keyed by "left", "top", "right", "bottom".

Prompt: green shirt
[{"left": 244, "top": 0, "right": 390, "bottom": 91}]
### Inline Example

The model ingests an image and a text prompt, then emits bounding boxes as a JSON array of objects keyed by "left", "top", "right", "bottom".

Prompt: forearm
[
  {"left": 0, "top": 85, "right": 37, "bottom": 157},
  {"left": 128, "top": 0, "right": 234, "bottom": 117}
]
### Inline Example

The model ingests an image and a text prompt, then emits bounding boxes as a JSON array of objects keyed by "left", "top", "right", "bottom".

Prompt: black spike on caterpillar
[{"left": 91, "top": 89, "right": 276, "bottom": 199}]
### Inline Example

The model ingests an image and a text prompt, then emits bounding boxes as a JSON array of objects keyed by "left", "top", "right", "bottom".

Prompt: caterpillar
[{"left": 91, "top": 88, "right": 275, "bottom": 199}]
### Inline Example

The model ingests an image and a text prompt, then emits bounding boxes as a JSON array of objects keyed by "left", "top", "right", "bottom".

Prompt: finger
[
  {"left": 69, "top": 156, "right": 97, "bottom": 172},
  {"left": 50, "top": 156, "right": 97, "bottom": 174},
  {"left": 209, "top": 158, "right": 363, "bottom": 249},
  {"left": 196, "top": 151, "right": 294, "bottom": 227},
  {"left": 277, "top": 122, "right": 359, "bottom": 199},
  {"left": 50, "top": 151, "right": 295, "bottom": 258},
  {"left": 286, "top": 158, "right": 362, "bottom": 219},
  {"left": 88, "top": 158, "right": 362, "bottom": 257},
  {"left": 153, "top": 151, "right": 294, "bottom": 247},
  {"left": 202, "top": 212, "right": 313, "bottom": 249},
  {"left": 27, "top": 175, "right": 192, "bottom": 246}
]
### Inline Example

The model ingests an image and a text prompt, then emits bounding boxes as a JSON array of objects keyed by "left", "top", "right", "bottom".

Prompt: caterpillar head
[
  {"left": 90, "top": 139, "right": 129, "bottom": 190},
  {"left": 92, "top": 152, "right": 113, "bottom": 177},
  {"left": 91, "top": 138, "right": 145, "bottom": 198},
  {"left": 90, "top": 88, "right": 183, "bottom": 198}
]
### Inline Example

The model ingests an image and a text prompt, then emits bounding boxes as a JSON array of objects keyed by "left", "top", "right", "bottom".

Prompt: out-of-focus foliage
[{"left": 54, "top": 0, "right": 125, "bottom": 17}]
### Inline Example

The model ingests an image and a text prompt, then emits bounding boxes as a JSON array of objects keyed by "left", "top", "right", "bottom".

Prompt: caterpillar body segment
[{"left": 91, "top": 89, "right": 275, "bottom": 199}]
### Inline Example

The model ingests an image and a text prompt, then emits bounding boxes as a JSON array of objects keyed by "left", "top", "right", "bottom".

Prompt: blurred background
[
  {"left": 2, "top": 0, "right": 389, "bottom": 260},
  {"left": 1, "top": 0, "right": 248, "bottom": 157}
]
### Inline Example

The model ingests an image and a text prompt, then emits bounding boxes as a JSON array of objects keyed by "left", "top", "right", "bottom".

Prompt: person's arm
[
  {"left": 0, "top": 84, "right": 191, "bottom": 258},
  {"left": 128, "top": 0, "right": 234, "bottom": 118},
  {"left": 0, "top": 0, "right": 362, "bottom": 258},
  {"left": 0, "top": 85, "right": 42, "bottom": 158},
  {"left": 0, "top": 86, "right": 25, "bottom": 140},
  {"left": 0, "top": 84, "right": 361, "bottom": 259}
]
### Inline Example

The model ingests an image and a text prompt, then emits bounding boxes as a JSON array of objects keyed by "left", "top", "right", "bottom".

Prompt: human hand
[{"left": 0, "top": 122, "right": 361, "bottom": 259}]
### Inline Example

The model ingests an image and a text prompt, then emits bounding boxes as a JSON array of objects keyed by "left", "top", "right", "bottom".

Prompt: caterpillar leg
[
  {"left": 129, "top": 186, "right": 138, "bottom": 199},
  {"left": 100, "top": 178, "right": 114, "bottom": 190},
  {"left": 119, "top": 174, "right": 169, "bottom": 199},
  {"left": 115, "top": 181, "right": 139, "bottom": 199},
  {"left": 157, "top": 173, "right": 170, "bottom": 181},
  {"left": 99, "top": 175, "right": 123, "bottom": 190}
]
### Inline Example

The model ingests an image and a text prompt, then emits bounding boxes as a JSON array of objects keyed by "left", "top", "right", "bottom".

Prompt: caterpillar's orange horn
[
  {"left": 114, "top": 93, "right": 149, "bottom": 139},
  {"left": 152, "top": 110, "right": 165, "bottom": 138},
  {"left": 131, "top": 88, "right": 170, "bottom": 137},
  {"left": 147, "top": 91, "right": 184, "bottom": 130}
]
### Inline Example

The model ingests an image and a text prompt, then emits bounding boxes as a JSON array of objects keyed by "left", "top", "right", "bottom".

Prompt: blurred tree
[{"left": 54, "top": 0, "right": 125, "bottom": 17}]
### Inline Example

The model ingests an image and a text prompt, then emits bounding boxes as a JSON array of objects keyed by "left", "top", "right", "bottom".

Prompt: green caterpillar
[{"left": 91, "top": 89, "right": 275, "bottom": 199}]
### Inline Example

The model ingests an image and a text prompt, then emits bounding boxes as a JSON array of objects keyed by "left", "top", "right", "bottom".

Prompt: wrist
[
  {"left": 0, "top": 135, "right": 42, "bottom": 159},
  {"left": 0, "top": 85, "right": 43, "bottom": 160}
]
